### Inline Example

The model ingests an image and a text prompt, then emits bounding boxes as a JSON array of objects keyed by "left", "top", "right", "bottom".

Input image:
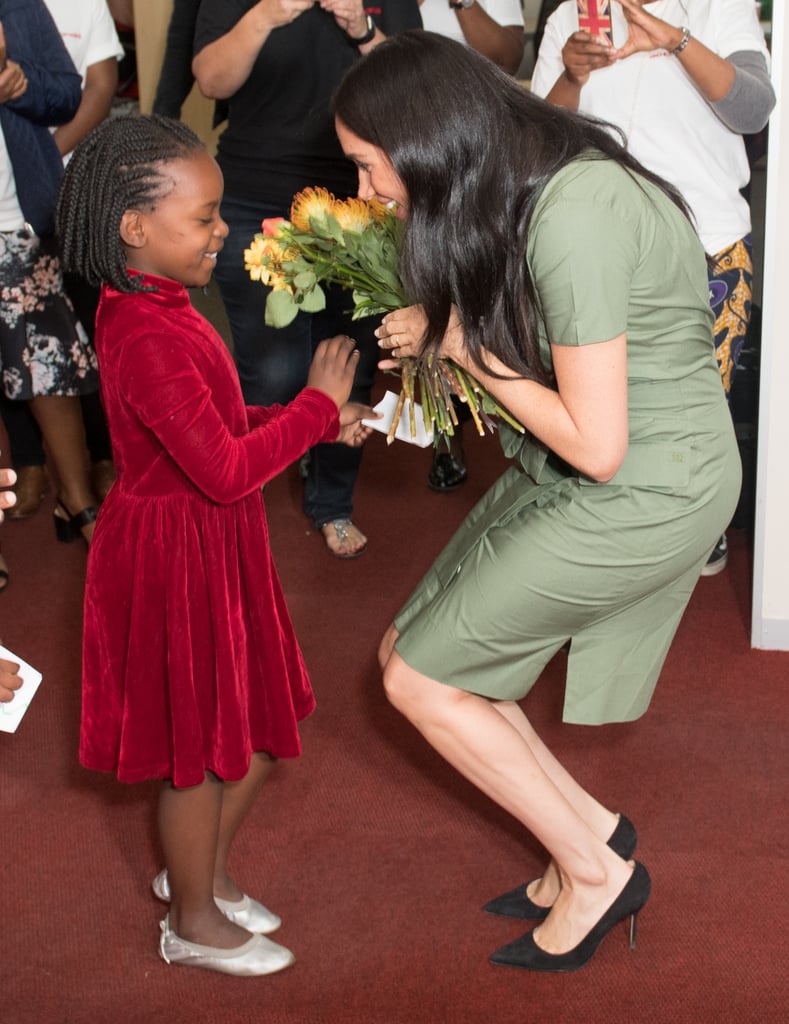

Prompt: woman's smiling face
[{"left": 335, "top": 117, "right": 409, "bottom": 219}]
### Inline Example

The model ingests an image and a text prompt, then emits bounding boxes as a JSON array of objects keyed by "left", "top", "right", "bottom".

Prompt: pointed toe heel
[
  {"left": 484, "top": 813, "right": 638, "bottom": 920},
  {"left": 489, "top": 861, "right": 651, "bottom": 974}
]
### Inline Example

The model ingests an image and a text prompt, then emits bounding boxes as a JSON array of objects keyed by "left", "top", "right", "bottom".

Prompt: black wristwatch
[
  {"left": 349, "top": 14, "right": 376, "bottom": 45},
  {"left": 449, "top": 0, "right": 475, "bottom": 8}
]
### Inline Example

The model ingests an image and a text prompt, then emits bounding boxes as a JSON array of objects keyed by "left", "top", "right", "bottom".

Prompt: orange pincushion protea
[{"left": 289, "top": 187, "right": 335, "bottom": 232}]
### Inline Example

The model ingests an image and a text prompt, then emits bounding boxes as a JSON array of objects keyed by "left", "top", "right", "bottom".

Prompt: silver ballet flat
[
  {"left": 158, "top": 916, "right": 294, "bottom": 977},
  {"left": 152, "top": 870, "right": 282, "bottom": 934}
]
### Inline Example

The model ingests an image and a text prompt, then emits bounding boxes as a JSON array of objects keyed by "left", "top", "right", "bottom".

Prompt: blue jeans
[{"left": 213, "top": 195, "right": 380, "bottom": 528}]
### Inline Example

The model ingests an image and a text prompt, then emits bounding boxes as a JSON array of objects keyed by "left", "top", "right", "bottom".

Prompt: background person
[
  {"left": 192, "top": 0, "right": 421, "bottom": 558},
  {"left": 530, "top": 0, "right": 775, "bottom": 574},
  {"left": 2, "top": 0, "right": 124, "bottom": 519},
  {"left": 0, "top": 0, "right": 99, "bottom": 545}
]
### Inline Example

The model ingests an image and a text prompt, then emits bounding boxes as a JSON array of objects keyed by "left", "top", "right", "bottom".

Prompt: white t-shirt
[
  {"left": 0, "top": 129, "right": 25, "bottom": 232},
  {"left": 531, "top": 0, "right": 770, "bottom": 253},
  {"left": 42, "top": 0, "right": 124, "bottom": 165},
  {"left": 419, "top": 0, "right": 524, "bottom": 46},
  {"left": 44, "top": 0, "right": 124, "bottom": 84}
]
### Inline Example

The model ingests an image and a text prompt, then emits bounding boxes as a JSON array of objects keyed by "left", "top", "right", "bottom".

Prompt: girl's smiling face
[
  {"left": 335, "top": 117, "right": 408, "bottom": 219},
  {"left": 121, "top": 149, "right": 228, "bottom": 288}
]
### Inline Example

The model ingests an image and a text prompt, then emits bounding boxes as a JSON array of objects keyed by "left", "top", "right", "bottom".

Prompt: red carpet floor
[{"left": 1, "top": 415, "right": 788, "bottom": 1023}]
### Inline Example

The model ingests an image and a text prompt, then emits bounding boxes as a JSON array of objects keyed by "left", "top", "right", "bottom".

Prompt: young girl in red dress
[{"left": 56, "top": 114, "right": 375, "bottom": 977}]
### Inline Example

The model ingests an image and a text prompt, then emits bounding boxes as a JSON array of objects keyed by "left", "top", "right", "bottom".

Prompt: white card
[
  {"left": 0, "top": 644, "right": 42, "bottom": 733},
  {"left": 363, "top": 389, "right": 434, "bottom": 447}
]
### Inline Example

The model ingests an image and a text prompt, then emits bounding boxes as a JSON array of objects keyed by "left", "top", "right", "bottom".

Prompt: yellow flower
[
  {"left": 244, "top": 236, "right": 295, "bottom": 288},
  {"left": 290, "top": 187, "right": 335, "bottom": 232},
  {"left": 332, "top": 197, "right": 376, "bottom": 233}
]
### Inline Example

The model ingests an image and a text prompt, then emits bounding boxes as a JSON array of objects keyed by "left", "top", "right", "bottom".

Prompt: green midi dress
[{"left": 393, "top": 158, "right": 742, "bottom": 725}]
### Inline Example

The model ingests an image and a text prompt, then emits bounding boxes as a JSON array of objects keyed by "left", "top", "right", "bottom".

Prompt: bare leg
[
  {"left": 382, "top": 648, "right": 633, "bottom": 955},
  {"left": 29, "top": 395, "right": 98, "bottom": 542},
  {"left": 490, "top": 700, "right": 619, "bottom": 908},
  {"left": 157, "top": 773, "right": 250, "bottom": 948},
  {"left": 213, "top": 751, "right": 275, "bottom": 902},
  {"left": 379, "top": 625, "right": 621, "bottom": 910}
]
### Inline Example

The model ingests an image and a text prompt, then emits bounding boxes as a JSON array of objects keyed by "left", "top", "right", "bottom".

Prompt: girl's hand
[
  {"left": 561, "top": 30, "right": 615, "bottom": 86},
  {"left": 375, "top": 306, "right": 466, "bottom": 368},
  {"left": 307, "top": 334, "right": 360, "bottom": 409},
  {"left": 336, "top": 402, "right": 379, "bottom": 446},
  {"left": 614, "top": 0, "right": 685, "bottom": 60}
]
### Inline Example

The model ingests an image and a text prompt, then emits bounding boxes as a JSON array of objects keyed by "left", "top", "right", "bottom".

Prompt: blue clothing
[{"left": 0, "top": 0, "right": 81, "bottom": 236}]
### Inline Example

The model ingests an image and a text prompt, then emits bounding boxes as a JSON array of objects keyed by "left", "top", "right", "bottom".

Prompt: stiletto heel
[
  {"left": 483, "top": 813, "right": 637, "bottom": 920},
  {"left": 53, "top": 499, "right": 98, "bottom": 544},
  {"left": 489, "top": 861, "right": 651, "bottom": 974}
]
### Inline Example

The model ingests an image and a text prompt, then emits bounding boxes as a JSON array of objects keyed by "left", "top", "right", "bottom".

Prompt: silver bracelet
[{"left": 671, "top": 27, "right": 691, "bottom": 56}]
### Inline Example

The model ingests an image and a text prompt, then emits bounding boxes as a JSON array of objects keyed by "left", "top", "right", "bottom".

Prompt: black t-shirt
[{"left": 194, "top": 0, "right": 421, "bottom": 207}]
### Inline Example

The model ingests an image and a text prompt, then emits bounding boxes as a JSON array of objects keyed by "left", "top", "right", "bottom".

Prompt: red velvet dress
[{"left": 79, "top": 273, "right": 338, "bottom": 787}]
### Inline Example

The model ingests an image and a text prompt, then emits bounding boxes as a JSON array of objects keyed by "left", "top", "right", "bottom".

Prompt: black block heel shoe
[
  {"left": 53, "top": 499, "right": 98, "bottom": 543},
  {"left": 428, "top": 451, "right": 467, "bottom": 492},
  {"left": 489, "top": 861, "right": 651, "bottom": 973},
  {"left": 483, "top": 813, "right": 637, "bottom": 920}
]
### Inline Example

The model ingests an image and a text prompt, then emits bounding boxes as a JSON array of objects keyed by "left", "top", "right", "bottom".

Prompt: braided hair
[{"left": 56, "top": 114, "right": 204, "bottom": 293}]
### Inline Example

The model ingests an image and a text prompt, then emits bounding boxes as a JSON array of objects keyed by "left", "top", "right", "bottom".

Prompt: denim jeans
[{"left": 213, "top": 194, "right": 380, "bottom": 528}]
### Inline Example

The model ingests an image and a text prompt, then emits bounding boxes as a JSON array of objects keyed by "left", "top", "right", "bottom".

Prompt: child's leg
[
  {"left": 214, "top": 751, "right": 275, "bottom": 902},
  {"left": 157, "top": 772, "right": 250, "bottom": 949}
]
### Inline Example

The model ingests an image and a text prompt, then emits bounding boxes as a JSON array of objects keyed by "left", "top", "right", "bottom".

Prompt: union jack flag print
[{"left": 577, "top": 0, "right": 614, "bottom": 45}]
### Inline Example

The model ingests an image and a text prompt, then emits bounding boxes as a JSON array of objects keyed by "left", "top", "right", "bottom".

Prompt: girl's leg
[
  {"left": 157, "top": 773, "right": 250, "bottom": 948},
  {"left": 382, "top": 648, "right": 633, "bottom": 955},
  {"left": 29, "top": 394, "right": 98, "bottom": 542},
  {"left": 213, "top": 751, "right": 275, "bottom": 902}
]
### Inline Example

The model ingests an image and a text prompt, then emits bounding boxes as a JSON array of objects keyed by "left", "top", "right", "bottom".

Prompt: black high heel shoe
[
  {"left": 483, "top": 813, "right": 637, "bottom": 920},
  {"left": 53, "top": 499, "right": 98, "bottom": 544},
  {"left": 489, "top": 861, "right": 651, "bottom": 973}
]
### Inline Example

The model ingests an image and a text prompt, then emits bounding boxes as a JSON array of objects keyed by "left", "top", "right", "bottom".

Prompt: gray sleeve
[{"left": 710, "top": 51, "right": 776, "bottom": 134}]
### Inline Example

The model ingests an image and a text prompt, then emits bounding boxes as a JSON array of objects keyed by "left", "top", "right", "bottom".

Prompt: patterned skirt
[
  {"left": 708, "top": 235, "right": 752, "bottom": 398},
  {"left": 0, "top": 228, "right": 98, "bottom": 400}
]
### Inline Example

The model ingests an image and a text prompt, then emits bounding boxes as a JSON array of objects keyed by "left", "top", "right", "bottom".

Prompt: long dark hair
[
  {"left": 56, "top": 114, "right": 204, "bottom": 293},
  {"left": 333, "top": 31, "right": 691, "bottom": 382}
]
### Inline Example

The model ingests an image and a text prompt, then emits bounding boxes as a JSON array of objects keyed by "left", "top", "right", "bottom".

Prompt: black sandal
[
  {"left": 53, "top": 499, "right": 98, "bottom": 544},
  {"left": 0, "top": 550, "right": 8, "bottom": 592}
]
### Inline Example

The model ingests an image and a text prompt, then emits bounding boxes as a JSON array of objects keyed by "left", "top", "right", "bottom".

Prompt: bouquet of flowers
[{"left": 244, "top": 187, "right": 524, "bottom": 445}]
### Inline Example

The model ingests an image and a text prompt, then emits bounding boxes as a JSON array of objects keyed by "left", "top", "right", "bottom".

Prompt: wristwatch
[
  {"left": 349, "top": 14, "right": 376, "bottom": 45},
  {"left": 449, "top": 0, "right": 476, "bottom": 8}
]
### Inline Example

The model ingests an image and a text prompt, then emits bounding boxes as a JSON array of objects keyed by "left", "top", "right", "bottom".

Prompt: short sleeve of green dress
[{"left": 393, "top": 158, "right": 741, "bottom": 725}]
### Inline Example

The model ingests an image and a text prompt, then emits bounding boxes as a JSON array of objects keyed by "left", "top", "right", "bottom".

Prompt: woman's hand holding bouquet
[{"left": 244, "top": 187, "right": 523, "bottom": 446}]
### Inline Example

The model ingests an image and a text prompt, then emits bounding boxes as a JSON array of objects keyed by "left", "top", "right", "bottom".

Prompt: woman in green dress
[{"left": 334, "top": 31, "right": 741, "bottom": 972}]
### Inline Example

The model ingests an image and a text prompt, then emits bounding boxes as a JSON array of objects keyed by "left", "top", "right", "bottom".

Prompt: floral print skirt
[
  {"left": 0, "top": 228, "right": 98, "bottom": 400},
  {"left": 708, "top": 235, "right": 752, "bottom": 399}
]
